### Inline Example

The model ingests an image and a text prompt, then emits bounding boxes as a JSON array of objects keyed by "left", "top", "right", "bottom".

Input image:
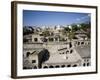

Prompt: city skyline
[{"left": 23, "top": 10, "right": 91, "bottom": 27}]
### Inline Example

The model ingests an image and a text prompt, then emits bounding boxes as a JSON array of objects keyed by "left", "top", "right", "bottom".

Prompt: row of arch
[
  {"left": 33, "top": 37, "right": 62, "bottom": 42},
  {"left": 23, "top": 62, "right": 90, "bottom": 69},
  {"left": 59, "top": 49, "right": 73, "bottom": 54},
  {"left": 42, "top": 64, "right": 78, "bottom": 69},
  {"left": 83, "top": 62, "right": 90, "bottom": 66},
  {"left": 42, "top": 62, "right": 90, "bottom": 69},
  {"left": 75, "top": 41, "right": 90, "bottom": 46}
]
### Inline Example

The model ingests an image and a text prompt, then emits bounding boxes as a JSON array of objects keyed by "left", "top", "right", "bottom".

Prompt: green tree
[
  {"left": 64, "top": 27, "right": 71, "bottom": 32},
  {"left": 61, "top": 27, "right": 71, "bottom": 36},
  {"left": 80, "top": 23, "right": 90, "bottom": 31},
  {"left": 71, "top": 24, "right": 79, "bottom": 32},
  {"left": 23, "top": 26, "right": 34, "bottom": 35},
  {"left": 42, "top": 30, "right": 50, "bottom": 37},
  {"left": 80, "top": 22, "right": 91, "bottom": 39},
  {"left": 68, "top": 32, "right": 75, "bottom": 40},
  {"left": 38, "top": 49, "right": 50, "bottom": 68}
]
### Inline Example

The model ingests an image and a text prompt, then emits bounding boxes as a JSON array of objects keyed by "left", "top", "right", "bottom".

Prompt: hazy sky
[{"left": 23, "top": 10, "right": 91, "bottom": 27}]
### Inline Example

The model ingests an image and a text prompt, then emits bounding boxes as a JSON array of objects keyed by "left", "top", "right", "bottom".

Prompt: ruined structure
[{"left": 23, "top": 25, "right": 91, "bottom": 69}]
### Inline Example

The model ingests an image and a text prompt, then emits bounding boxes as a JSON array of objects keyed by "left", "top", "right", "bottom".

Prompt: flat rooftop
[{"left": 43, "top": 45, "right": 90, "bottom": 64}]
